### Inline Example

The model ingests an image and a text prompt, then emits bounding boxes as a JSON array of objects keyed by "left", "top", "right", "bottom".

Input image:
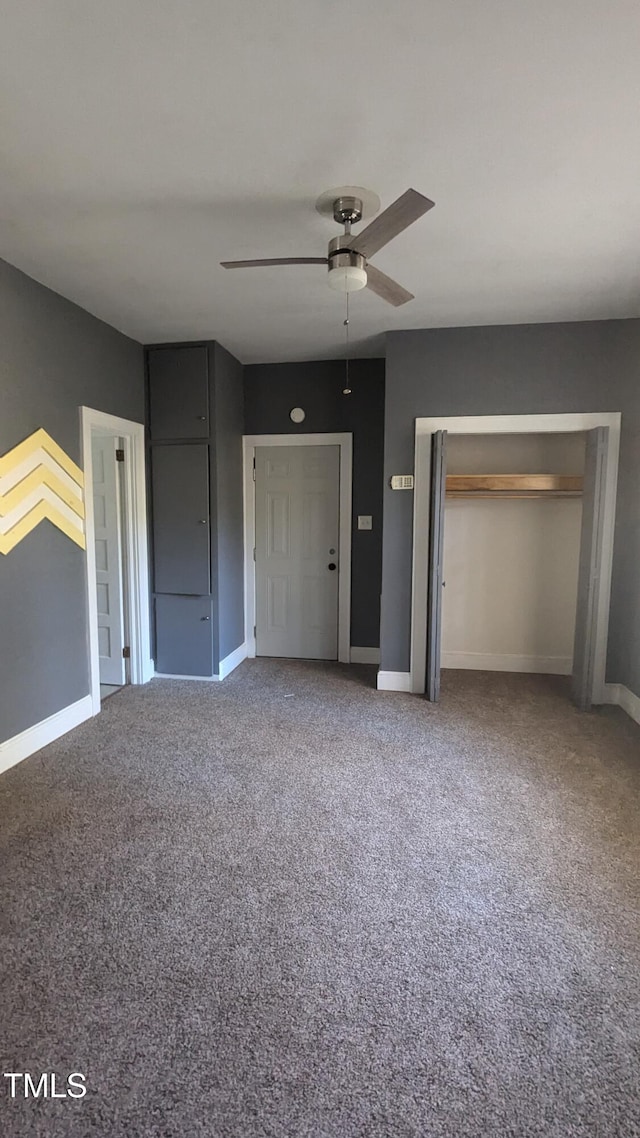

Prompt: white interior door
[
  {"left": 255, "top": 445, "right": 340, "bottom": 660},
  {"left": 92, "top": 435, "right": 126, "bottom": 686}
]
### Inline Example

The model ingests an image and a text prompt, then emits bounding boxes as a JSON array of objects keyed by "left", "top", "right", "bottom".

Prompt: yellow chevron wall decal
[{"left": 0, "top": 428, "right": 85, "bottom": 554}]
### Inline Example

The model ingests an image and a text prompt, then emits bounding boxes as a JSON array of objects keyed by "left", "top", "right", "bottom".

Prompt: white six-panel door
[
  {"left": 91, "top": 435, "right": 126, "bottom": 685},
  {"left": 255, "top": 445, "right": 340, "bottom": 660}
]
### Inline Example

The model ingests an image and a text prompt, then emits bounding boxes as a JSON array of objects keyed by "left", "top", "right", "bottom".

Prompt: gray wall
[
  {"left": 0, "top": 258, "right": 143, "bottom": 743},
  {"left": 212, "top": 343, "right": 245, "bottom": 662},
  {"left": 381, "top": 320, "right": 640, "bottom": 696},
  {"left": 244, "top": 359, "right": 385, "bottom": 649}
]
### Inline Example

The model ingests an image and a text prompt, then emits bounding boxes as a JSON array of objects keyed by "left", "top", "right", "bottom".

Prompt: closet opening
[{"left": 411, "top": 413, "right": 621, "bottom": 710}]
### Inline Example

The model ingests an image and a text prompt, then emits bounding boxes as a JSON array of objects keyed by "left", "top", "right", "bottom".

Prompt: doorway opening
[
  {"left": 243, "top": 433, "right": 353, "bottom": 664},
  {"left": 81, "top": 407, "right": 153, "bottom": 715},
  {"left": 410, "top": 413, "right": 621, "bottom": 707}
]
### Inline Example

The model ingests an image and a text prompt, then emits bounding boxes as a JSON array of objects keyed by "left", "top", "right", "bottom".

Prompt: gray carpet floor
[{"left": 1, "top": 663, "right": 639, "bottom": 1138}]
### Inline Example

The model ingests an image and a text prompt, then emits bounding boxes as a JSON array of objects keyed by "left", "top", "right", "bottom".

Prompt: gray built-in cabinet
[{"left": 147, "top": 342, "right": 245, "bottom": 677}]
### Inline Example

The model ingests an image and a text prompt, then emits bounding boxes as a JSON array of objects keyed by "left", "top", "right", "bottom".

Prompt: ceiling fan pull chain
[{"left": 343, "top": 291, "right": 351, "bottom": 395}]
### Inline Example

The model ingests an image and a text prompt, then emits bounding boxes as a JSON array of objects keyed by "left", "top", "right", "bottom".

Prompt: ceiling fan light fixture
[
  {"left": 221, "top": 186, "right": 434, "bottom": 307},
  {"left": 327, "top": 264, "right": 368, "bottom": 293}
]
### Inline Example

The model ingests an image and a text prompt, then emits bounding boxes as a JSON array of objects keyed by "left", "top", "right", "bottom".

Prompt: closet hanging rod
[{"left": 446, "top": 492, "right": 582, "bottom": 499}]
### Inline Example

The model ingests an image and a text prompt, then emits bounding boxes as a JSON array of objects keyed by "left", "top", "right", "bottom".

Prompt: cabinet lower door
[{"left": 155, "top": 595, "right": 214, "bottom": 677}]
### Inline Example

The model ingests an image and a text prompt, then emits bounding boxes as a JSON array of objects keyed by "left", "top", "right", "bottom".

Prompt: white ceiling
[{"left": 2, "top": 1, "right": 639, "bottom": 363}]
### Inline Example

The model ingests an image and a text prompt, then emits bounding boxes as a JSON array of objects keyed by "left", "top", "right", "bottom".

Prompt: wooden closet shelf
[{"left": 445, "top": 474, "right": 583, "bottom": 499}]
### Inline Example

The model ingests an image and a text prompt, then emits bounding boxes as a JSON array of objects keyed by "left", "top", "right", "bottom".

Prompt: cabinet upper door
[
  {"left": 148, "top": 346, "right": 210, "bottom": 440},
  {"left": 152, "top": 444, "right": 211, "bottom": 596}
]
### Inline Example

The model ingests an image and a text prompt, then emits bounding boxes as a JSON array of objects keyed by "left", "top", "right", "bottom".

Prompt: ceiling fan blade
[
  {"left": 221, "top": 257, "right": 327, "bottom": 269},
  {"left": 365, "top": 263, "right": 415, "bottom": 307},
  {"left": 349, "top": 189, "right": 434, "bottom": 260}
]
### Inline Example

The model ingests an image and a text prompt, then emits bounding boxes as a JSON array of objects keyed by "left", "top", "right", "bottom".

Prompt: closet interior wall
[{"left": 442, "top": 432, "right": 586, "bottom": 675}]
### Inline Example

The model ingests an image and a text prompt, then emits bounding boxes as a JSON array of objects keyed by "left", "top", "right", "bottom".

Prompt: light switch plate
[{"left": 358, "top": 515, "right": 373, "bottom": 530}]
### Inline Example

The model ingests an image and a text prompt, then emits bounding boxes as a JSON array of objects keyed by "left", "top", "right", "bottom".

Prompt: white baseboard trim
[
  {"left": 0, "top": 694, "right": 94, "bottom": 778},
  {"left": 377, "top": 670, "right": 412, "bottom": 692},
  {"left": 441, "top": 652, "right": 572, "bottom": 675},
  {"left": 154, "top": 672, "right": 218, "bottom": 682},
  {"left": 218, "top": 641, "right": 248, "bottom": 680},
  {"left": 603, "top": 683, "right": 640, "bottom": 726},
  {"left": 140, "top": 657, "right": 156, "bottom": 685},
  {"left": 350, "top": 646, "right": 381, "bottom": 665}
]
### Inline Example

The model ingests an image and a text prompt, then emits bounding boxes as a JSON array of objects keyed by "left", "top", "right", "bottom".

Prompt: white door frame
[
  {"left": 243, "top": 433, "right": 353, "bottom": 664},
  {"left": 410, "top": 412, "right": 622, "bottom": 701},
  {"left": 81, "top": 407, "right": 153, "bottom": 714}
]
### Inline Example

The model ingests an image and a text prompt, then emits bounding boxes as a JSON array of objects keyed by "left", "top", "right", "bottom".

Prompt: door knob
[
  {"left": 201, "top": 615, "right": 210, "bottom": 621},
  {"left": 199, "top": 519, "right": 207, "bottom": 525},
  {"left": 197, "top": 415, "right": 206, "bottom": 421},
  {"left": 328, "top": 563, "right": 337, "bottom": 571}
]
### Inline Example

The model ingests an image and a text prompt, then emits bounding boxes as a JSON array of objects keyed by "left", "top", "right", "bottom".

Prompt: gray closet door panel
[
  {"left": 571, "top": 426, "right": 608, "bottom": 710},
  {"left": 148, "top": 347, "right": 209, "bottom": 440},
  {"left": 155, "top": 595, "right": 214, "bottom": 676},
  {"left": 152, "top": 445, "right": 211, "bottom": 595},
  {"left": 426, "top": 430, "right": 447, "bottom": 702}
]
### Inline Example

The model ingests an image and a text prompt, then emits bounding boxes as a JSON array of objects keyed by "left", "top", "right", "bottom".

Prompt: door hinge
[
  {"left": 253, "top": 547, "right": 256, "bottom": 561},
  {"left": 115, "top": 448, "right": 125, "bottom": 462},
  {"left": 254, "top": 625, "right": 257, "bottom": 637},
  {"left": 252, "top": 457, "right": 256, "bottom": 482},
  {"left": 122, "top": 646, "right": 131, "bottom": 659}
]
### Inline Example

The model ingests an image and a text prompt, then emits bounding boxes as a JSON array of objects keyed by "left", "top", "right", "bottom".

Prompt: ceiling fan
[{"left": 220, "top": 187, "right": 435, "bottom": 307}]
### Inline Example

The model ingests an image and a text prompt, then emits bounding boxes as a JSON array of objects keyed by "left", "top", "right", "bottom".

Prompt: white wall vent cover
[{"left": 390, "top": 475, "right": 414, "bottom": 490}]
